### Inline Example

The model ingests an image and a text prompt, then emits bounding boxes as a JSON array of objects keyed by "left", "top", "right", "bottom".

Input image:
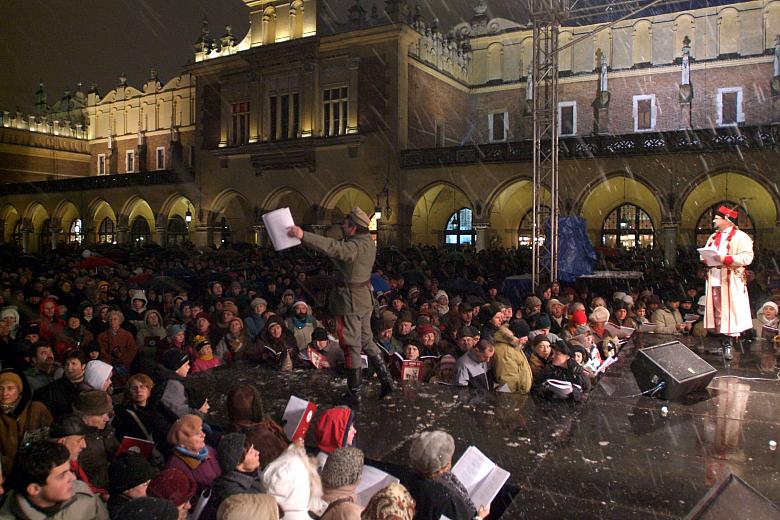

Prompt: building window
[
  {"left": 601, "top": 204, "right": 654, "bottom": 249},
  {"left": 270, "top": 93, "right": 300, "bottom": 141},
  {"left": 97, "top": 154, "right": 106, "bottom": 175},
  {"left": 488, "top": 111, "right": 508, "bottom": 142},
  {"left": 131, "top": 217, "right": 151, "bottom": 247},
  {"left": 518, "top": 206, "right": 550, "bottom": 246},
  {"left": 156, "top": 147, "right": 165, "bottom": 170},
  {"left": 445, "top": 208, "right": 475, "bottom": 245},
  {"left": 435, "top": 121, "right": 445, "bottom": 147},
  {"left": 39, "top": 219, "right": 51, "bottom": 251},
  {"left": 633, "top": 95, "right": 656, "bottom": 132},
  {"left": 558, "top": 102, "right": 576, "bottom": 136},
  {"left": 323, "top": 87, "right": 348, "bottom": 137},
  {"left": 166, "top": 215, "right": 189, "bottom": 246},
  {"left": 716, "top": 87, "right": 743, "bottom": 126},
  {"left": 695, "top": 201, "right": 754, "bottom": 247},
  {"left": 220, "top": 217, "right": 231, "bottom": 245},
  {"left": 98, "top": 218, "right": 115, "bottom": 244},
  {"left": 126, "top": 151, "right": 135, "bottom": 173},
  {"left": 231, "top": 102, "right": 250, "bottom": 145},
  {"left": 11, "top": 222, "right": 21, "bottom": 245},
  {"left": 68, "top": 219, "right": 83, "bottom": 245}
]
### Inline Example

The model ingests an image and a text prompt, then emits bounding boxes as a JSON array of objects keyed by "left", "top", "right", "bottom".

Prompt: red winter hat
[
  {"left": 715, "top": 205, "right": 738, "bottom": 221},
  {"left": 571, "top": 309, "right": 587, "bottom": 326},
  {"left": 148, "top": 468, "right": 196, "bottom": 506},
  {"left": 416, "top": 324, "right": 436, "bottom": 337}
]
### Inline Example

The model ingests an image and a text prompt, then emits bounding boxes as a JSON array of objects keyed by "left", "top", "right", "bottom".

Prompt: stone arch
[
  {"left": 577, "top": 174, "right": 664, "bottom": 245},
  {"left": 673, "top": 13, "right": 695, "bottom": 59},
  {"left": 159, "top": 192, "right": 195, "bottom": 224},
  {"left": 50, "top": 200, "right": 81, "bottom": 243},
  {"left": 0, "top": 203, "right": 20, "bottom": 244},
  {"left": 679, "top": 170, "right": 780, "bottom": 248},
  {"left": 485, "top": 177, "right": 552, "bottom": 248},
  {"left": 411, "top": 182, "right": 474, "bottom": 246},
  {"left": 23, "top": 202, "right": 50, "bottom": 253},
  {"left": 632, "top": 19, "right": 653, "bottom": 65},
  {"left": 321, "top": 184, "right": 375, "bottom": 225},
  {"left": 717, "top": 7, "right": 740, "bottom": 56},
  {"left": 120, "top": 196, "right": 157, "bottom": 245},
  {"left": 262, "top": 186, "right": 312, "bottom": 224},
  {"left": 210, "top": 189, "right": 253, "bottom": 244},
  {"left": 88, "top": 198, "right": 117, "bottom": 245},
  {"left": 487, "top": 42, "right": 504, "bottom": 82}
]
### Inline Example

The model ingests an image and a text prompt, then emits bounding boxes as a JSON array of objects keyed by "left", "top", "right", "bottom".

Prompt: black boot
[
  {"left": 722, "top": 336, "right": 733, "bottom": 361},
  {"left": 340, "top": 368, "right": 362, "bottom": 407},
  {"left": 367, "top": 353, "right": 395, "bottom": 399}
]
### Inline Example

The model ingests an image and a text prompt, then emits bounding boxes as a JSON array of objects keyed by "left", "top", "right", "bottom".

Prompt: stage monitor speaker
[
  {"left": 683, "top": 472, "right": 780, "bottom": 519},
  {"left": 630, "top": 341, "right": 717, "bottom": 400}
]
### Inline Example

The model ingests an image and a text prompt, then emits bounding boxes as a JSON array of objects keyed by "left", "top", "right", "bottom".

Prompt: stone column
[
  {"left": 661, "top": 220, "right": 679, "bottom": 268},
  {"left": 474, "top": 221, "right": 490, "bottom": 252},
  {"left": 116, "top": 219, "right": 129, "bottom": 245},
  {"left": 81, "top": 221, "right": 94, "bottom": 247},
  {"left": 252, "top": 224, "right": 266, "bottom": 247},
  {"left": 193, "top": 225, "right": 216, "bottom": 248},
  {"left": 347, "top": 57, "right": 360, "bottom": 134},
  {"left": 21, "top": 221, "right": 32, "bottom": 253},
  {"left": 50, "top": 219, "right": 62, "bottom": 250}
]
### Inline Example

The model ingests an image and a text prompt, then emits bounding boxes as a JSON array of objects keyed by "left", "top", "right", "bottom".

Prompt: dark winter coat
[{"left": 0, "top": 368, "right": 53, "bottom": 473}]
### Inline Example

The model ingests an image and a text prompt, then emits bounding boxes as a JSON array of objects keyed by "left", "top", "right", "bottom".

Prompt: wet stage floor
[{"left": 191, "top": 334, "right": 780, "bottom": 519}]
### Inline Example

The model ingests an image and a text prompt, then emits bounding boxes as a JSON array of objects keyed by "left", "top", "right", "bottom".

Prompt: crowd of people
[{"left": 0, "top": 235, "right": 779, "bottom": 519}]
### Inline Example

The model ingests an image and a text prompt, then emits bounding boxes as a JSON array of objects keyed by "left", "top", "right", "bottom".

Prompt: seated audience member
[
  {"left": 114, "top": 496, "right": 178, "bottom": 520},
  {"left": 306, "top": 327, "right": 345, "bottom": 369},
  {"left": 0, "top": 441, "right": 108, "bottom": 519},
  {"left": 216, "top": 493, "right": 280, "bottom": 520},
  {"left": 74, "top": 389, "right": 119, "bottom": 491},
  {"left": 23, "top": 341, "right": 62, "bottom": 393},
  {"left": 527, "top": 334, "right": 552, "bottom": 381},
  {"left": 634, "top": 302, "right": 649, "bottom": 325},
  {"left": 393, "top": 311, "right": 415, "bottom": 344},
  {"left": 753, "top": 301, "right": 779, "bottom": 340},
  {"left": 225, "top": 384, "right": 289, "bottom": 470},
  {"left": 212, "top": 432, "right": 263, "bottom": 505},
  {"left": 373, "top": 316, "right": 402, "bottom": 356},
  {"left": 107, "top": 452, "right": 158, "bottom": 517},
  {"left": 84, "top": 359, "right": 113, "bottom": 392},
  {"left": 320, "top": 447, "right": 365, "bottom": 520},
  {"left": 456, "top": 326, "right": 479, "bottom": 354},
  {"left": 609, "top": 301, "right": 637, "bottom": 329},
  {"left": 135, "top": 309, "right": 167, "bottom": 363},
  {"left": 561, "top": 309, "right": 587, "bottom": 340},
  {"left": 547, "top": 298, "right": 567, "bottom": 335},
  {"left": 148, "top": 468, "right": 197, "bottom": 520},
  {"left": 49, "top": 414, "right": 104, "bottom": 498},
  {"left": 407, "top": 430, "right": 490, "bottom": 520},
  {"left": 55, "top": 314, "right": 94, "bottom": 360},
  {"left": 360, "top": 482, "right": 416, "bottom": 520},
  {"left": 492, "top": 326, "right": 533, "bottom": 394},
  {"left": 0, "top": 368, "right": 53, "bottom": 474},
  {"left": 35, "top": 348, "right": 90, "bottom": 419},
  {"left": 258, "top": 316, "right": 299, "bottom": 369},
  {"left": 403, "top": 342, "right": 420, "bottom": 361},
  {"left": 166, "top": 414, "right": 221, "bottom": 494},
  {"left": 97, "top": 310, "right": 138, "bottom": 387},
  {"left": 536, "top": 340, "right": 592, "bottom": 402},
  {"left": 453, "top": 339, "right": 494, "bottom": 390},
  {"left": 261, "top": 444, "right": 326, "bottom": 519},
  {"left": 192, "top": 336, "right": 221, "bottom": 373},
  {"left": 155, "top": 348, "right": 205, "bottom": 427},
  {"left": 285, "top": 301, "right": 319, "bottom": 352},
  {"left": 113, "top": 373, "right": 166, "bottom": 464},
  {"left": 244, "top": 298, "right": 268, "bottom": 344},
  {"left": 429, "top": 354, "right": 457, "bottom": 384},
  {"left": 588, "top": 306, "right": 611, "bottom": 342}
]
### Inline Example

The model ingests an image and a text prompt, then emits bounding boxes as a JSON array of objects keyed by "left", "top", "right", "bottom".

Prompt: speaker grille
[{"left": 642, "top": 342, "right": 716, "bottom": 382}]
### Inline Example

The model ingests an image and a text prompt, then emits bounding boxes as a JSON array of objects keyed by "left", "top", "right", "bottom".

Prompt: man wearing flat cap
[
  {"left": 700, "top": 205, "right": 754, "bottom": 360},
  {"left": 288, "top": 207, "right": 394, "bottom": 402}
]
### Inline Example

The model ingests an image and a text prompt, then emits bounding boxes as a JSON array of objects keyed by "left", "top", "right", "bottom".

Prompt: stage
[{"left": 191, "top": 334, "right": 780, "bottom": 519}]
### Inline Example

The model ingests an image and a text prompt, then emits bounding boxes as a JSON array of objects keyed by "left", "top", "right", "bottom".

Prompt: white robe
[{"left": 702, "top": 227, "right": 753, "bottom": 334}]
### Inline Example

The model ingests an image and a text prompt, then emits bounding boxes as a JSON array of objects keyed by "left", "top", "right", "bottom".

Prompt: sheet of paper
[
  {"left": 355, "top": 465, "right": 400, "bottom": 507},
  {"left": 595, "top": 355, "right": 618, "bottom": 375},
  {"left": 451, "top": 446, "right": 495, "bottom": 497},
  {"left": 471, "top": 465, "right": 510, "bottom": 508},
  {"left": 697, "top": 246, "right": 721, "bottom": 267},
  {"left": 262, "top": 207, "right": 301, "bottom": 251}
]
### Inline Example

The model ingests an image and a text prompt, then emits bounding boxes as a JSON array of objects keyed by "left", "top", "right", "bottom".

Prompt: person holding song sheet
[
  {"left": 288, "top": 207, "right": 394, "bottom": 402},
  {"left": 753, "top": 301, "right": 779, "bottom": 341},
  {"left": 700, "top": 205, "right": 754, "bottom": 360}
]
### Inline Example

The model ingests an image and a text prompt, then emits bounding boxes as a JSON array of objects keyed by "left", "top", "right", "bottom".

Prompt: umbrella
[{"left": 74, "top": 256, "right": 116, "bottom": 269}]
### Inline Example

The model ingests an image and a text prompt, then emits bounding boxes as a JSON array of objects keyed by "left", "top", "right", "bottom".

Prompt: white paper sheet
[
  {"left": 262, "top": 207, "right": 301, "bottom": 251},
  {"left": 697, "top": 246, "right": 721, "bottom": 267},
  {"left": 355, "top": 465, "right": 400, "bottom": 507},
  {"left": 451, "top": 446, "right": 510, "bottom": 507}
]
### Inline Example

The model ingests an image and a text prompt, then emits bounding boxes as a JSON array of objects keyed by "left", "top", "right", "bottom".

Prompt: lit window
[
  {"left": 601, "top": 204, "right": 654, "bottom": 249},
  {"left": 68, "top": 219, "right": 83, "bottom": 244},
  {"left": 98, "top": 218, "right": 115, "bottom": 244},
  {"left": 445, "top": 208, "right": 475, "bottom": 245},
  {"left": 323, "top": 87, "right": 348, "bottom": 137},
  {"left": 270, "top": 93, "right": 300, "bottom": 141}
]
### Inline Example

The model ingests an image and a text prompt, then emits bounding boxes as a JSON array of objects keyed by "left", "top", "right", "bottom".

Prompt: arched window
[
  {"left": 68, "top": 218, "right": 83, "bottom": 244},
  {"left": 518, "top": 206, "right": 550, "bottom": 246},
  {"left": 601, "top": 203, "right": 654, "bottom": 248},
  {"left": 695, "top": 201, "right": 755, "bottom": 247},
  {"left": 167, "top": 215, "right": 188, "bottom": 246},
  {"left": 445, "top": 208, "right": 475, "bottom": 245},
  {"left": 39, "top": 219, "right": 51, "bottom": 251},
  {"left": 130, "top": 217, "right": 151, "bottom": 247},
  {"left": 11, "top": 222, "right": 22, "bottom": 245},
  {"left": 98, "top": 218, "right": 115, "bottom": 244},
  {"left": 220, "top": 217, "right": 231, "bottom": 245}
]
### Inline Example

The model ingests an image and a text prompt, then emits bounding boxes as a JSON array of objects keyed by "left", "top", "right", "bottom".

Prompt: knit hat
[
  {"left": 167, "top": 414, "right": 203, "bottom": 445},
  {"left": 438, "top": 354, "right": 456, "bottom": 370},
  {"left": 552, "top": 340, "right": 573, "bottom": 357},
  {"left": 187, "top": 387, "right": 208, "bottom": 410},
  {"left": 217, "top": 494, "right": 280, "bottom": 520},
  {"left": 535, "top": 314, "right": 551, "bottom": 329},
  {"left": 571, "top": 309, "right": 587, "bottom": 326},
  {"left": 416, "top": 323, "right": 436, "bottom": 337},
  {"left": 250, "top": 297, "right": 267, "bottom": 310},
  {"left": 408, "top": 430, "right": 455, "bottom": 475},
  {"left": 73, "top": 390, "right": 112, "bottom": 416},
  {"left": 361, "top": 483, "right": 416, "bottom": 520},
  {"left": 316, "top": 406, "right": 354, "bottom": 454},
  {"left": 166, "top": 324, "right": 185, "bottom": 339},
  {"left": 49, "top": 414, "right": 90, "bottom": 438},
  {"left": 311, "top": 327, "right": 328, "bottom": 342},
  {"left": 486, "top": 303, "right": 504, "bottom": 319},
  {"left": 509, "top": 319, "right": 531, "bottom": 339},
  {"left": 397, "top": 310, "right": 414, "bottom": 324},
  {"left": 227, "top": 385, "right": 265, "bottom": 423},
  {"left": 0, "top": 371, "right": 23, "bottom": 393},
  {"left": 589, "top": 306, "right": 610, "bottom": 323},
  {"left": 222, "top": 300, "right": 239, "bottom": 315},
  {"left": 148, "top": 468, "right": 197, "bottom": 507},
  {"left": 645, "top": 294, "right": 661, "bottom": 305},
  {"left": 525, "top": 295, "right": 542, "bottom": 309},
  {"left": 218, "top": 432, "right": 248, "bottom": 473},
  {"left": 115, "top": 497, "right": 179, "bottom": 520},
  {"left": 84, "top": 360, "right": 113, "bottom": 390},
  {"left": 348, "top": 207, "right": 371, "bottom": 228},
  {"left": 193, "top": 336, "right": 211, "bottom": 353},
  {"left": 320, "top": 446, "right": 364, "bottom": 489},
  {"left": 109, "top": 452, "right": 157, "bottom": 494},
  {"left": 162, "top": 348, "right": 189, "bottom": 371},
  {"left": 435, "top": 290, "right": 448, "bottom": 302},
  {"left": 379, "top": 316, "right": 396, "bottom": 332},
  {"left": 459, "top": 325, "right": 478, "bottom": 338},
  {"left": 532, "top": 334, "right": 551, "bottom": 347}
]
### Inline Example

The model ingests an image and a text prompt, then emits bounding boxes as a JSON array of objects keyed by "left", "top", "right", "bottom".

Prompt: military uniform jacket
[{"left": 301, "top": 231, "right": 376, "bottom": 316}]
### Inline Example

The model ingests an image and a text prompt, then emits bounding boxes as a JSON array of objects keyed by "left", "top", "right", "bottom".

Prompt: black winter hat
[
  {"left": 217, "top": 432, "right": 248, "bottom": 472},
  {"left": 114, "top": 497, "right": 178, "bottom": 520},
  {"left": 162, "top": 348, "right": 189, "bottom": 371},
  {"left": 49, "top": 415, "right": 90, "bottom": 439},
  {"left": 108, "top": 452, "right": 158, "bottom": 494},
  {"left": 509, "top": 319, "right": 531, "bottom": 339},
  {"left": 311, "top": 327, "right": 328, "bottom": 342}
]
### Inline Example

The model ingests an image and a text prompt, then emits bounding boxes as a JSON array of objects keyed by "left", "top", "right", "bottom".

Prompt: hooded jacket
[
  {"left": 0, "top": 368, "right": 53, "bottom": 473},
  {"left": 315, "top": 407, "right": 353, "bottom": 455},
  {"left": 492, "top": 326, "right": 533, "bottom": 394},
  {"left": 135, "top": 309, "right": 167, "bottom": 360}
]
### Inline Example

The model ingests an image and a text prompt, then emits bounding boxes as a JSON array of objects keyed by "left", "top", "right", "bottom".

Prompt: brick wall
[{"left": 407, "top": 64, "right": 472, "bottom": 148}]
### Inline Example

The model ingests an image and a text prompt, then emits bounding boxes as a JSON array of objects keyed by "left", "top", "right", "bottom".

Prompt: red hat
[
  {"left": 571, "top": 309, "right": 587, "bottom": 326},
  {"left": 716, "top": 205, "right": 738, "bottom": 221},
  {"left": 416, "top": 324, "right": 436, "bottom": 337},
  {"left": 148, "top": 468, "right": 196, "bottom": 506}
]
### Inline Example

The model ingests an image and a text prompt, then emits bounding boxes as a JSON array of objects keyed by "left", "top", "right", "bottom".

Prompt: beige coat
[
  {"left": 702, "top": 227, "right": 754, "bottom": 334},
  {"left": 492, "top": 327, "right": 533, "bottom": 394}
]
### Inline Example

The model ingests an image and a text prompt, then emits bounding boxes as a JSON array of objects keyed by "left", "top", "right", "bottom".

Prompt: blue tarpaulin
[{"left": 543, "top": 217, "right": 596, "bottom": 282}]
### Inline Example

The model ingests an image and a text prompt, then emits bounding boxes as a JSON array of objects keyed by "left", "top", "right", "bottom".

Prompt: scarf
[
  {"left": 175, "top": 446, "right": 210, "bottom": 468},
  {"left": 226, "top": 334, "right": 244, "bottom": 351},
  {"left": 437, "top": 471, "right": 476, "bottom": 513},
  {"left": 290, "top": 315, "right": 311, "bottom": 329},
  {"left": 758, "top": 313, "right": 779, "bottom": 327},
  {"left": 198, "top": 352, "right": 215, "bottom": 361},
  {"left": 1, "top": 396, "right": 21, "bottom": 415}
]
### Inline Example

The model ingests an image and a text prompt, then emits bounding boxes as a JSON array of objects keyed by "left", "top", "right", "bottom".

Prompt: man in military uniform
[{"left": 288, "top": 207, "right": 394, "bottom": 401}]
